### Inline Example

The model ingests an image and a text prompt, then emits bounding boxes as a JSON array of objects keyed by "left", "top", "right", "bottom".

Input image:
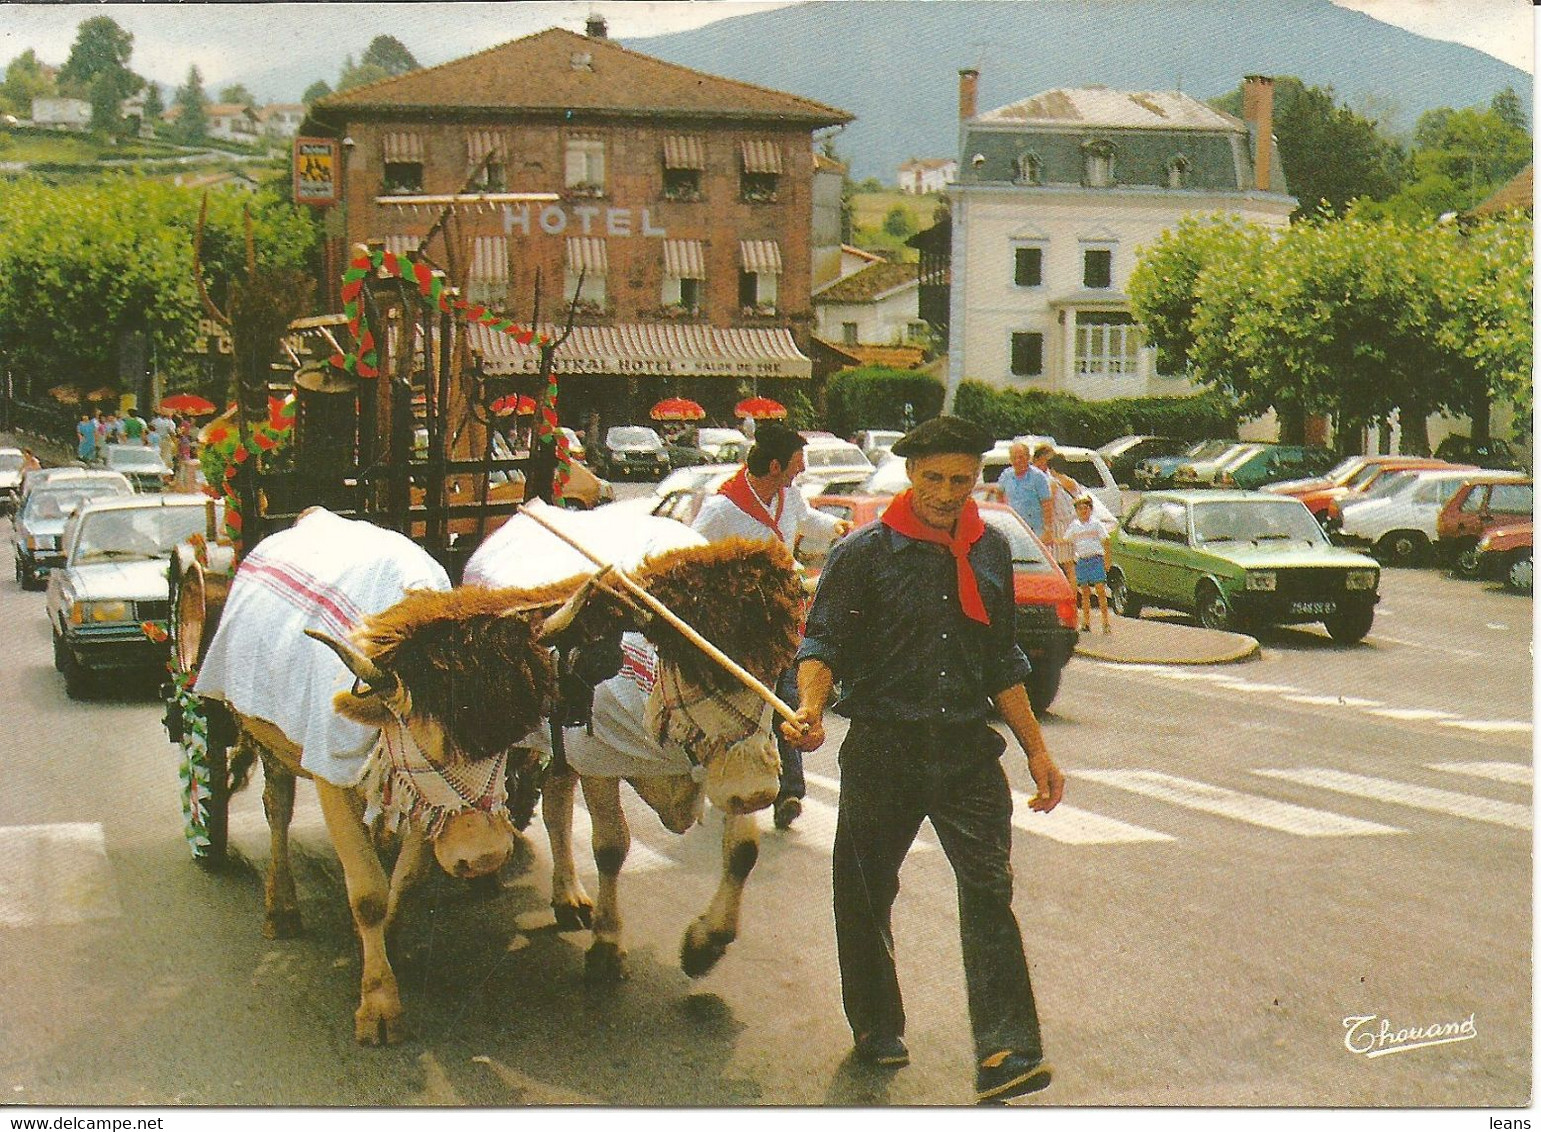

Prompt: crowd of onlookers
[{"left": 73, "top": 408, "right": 202, "bottom": 491}]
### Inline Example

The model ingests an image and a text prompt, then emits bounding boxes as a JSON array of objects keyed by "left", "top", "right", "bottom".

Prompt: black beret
[{"left": 891, "top": 414, "right": 992, "bottom": 458}]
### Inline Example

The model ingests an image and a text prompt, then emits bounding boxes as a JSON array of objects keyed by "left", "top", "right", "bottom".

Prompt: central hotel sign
[
  {"left": 507, "top": 355, "right": 806, "bottom": 378},
  {"left": 502, "top": 203, "right": 666, "bottom": 238}
]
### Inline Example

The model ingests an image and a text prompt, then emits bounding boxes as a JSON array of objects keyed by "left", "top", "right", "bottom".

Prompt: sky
[{"left": 0, "top": 0, "right": 1530, "bottom": 101}]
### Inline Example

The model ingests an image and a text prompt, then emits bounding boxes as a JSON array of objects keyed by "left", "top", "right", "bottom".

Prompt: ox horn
[
  {"left": 304, "top": 628, "right": 396, "bottom": 693},
  {"left": 536, "top": 565, "right": 612, "bottom": 640}
]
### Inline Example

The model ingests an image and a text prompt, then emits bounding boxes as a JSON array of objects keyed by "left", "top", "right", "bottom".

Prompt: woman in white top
[{"left": 1063, "top": 495, "right": 1112, "bottom": 634}]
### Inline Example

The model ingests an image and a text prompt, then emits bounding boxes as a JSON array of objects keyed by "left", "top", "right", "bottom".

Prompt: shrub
[
  {"left": 951, "top": 381, "right": 1237, "bottom": 447},
  {"left": 824, "top": 366, "right": 945, "bottom": 436}
]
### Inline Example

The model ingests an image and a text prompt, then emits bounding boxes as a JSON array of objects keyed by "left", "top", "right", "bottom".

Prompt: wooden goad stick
[{"left": 516, "top": 504, "right": 797, "bottom": 723}]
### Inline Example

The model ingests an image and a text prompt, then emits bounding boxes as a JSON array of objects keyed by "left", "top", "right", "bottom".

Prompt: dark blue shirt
[{"left": 796, "top": 519, "right": 1032, "bottom": 724}]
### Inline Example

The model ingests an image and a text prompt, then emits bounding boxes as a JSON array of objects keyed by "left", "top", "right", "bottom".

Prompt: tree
[
  {"left": 171, "top": 65, "right": 208, "bottom": 145},
  {"left": 359, "top": 35, "right": 419, "bottom": 77},
  {"left": 336, "top": 55, "right": 390, "bottom": 94},
  {"left": 218, "top": 84, "right": 256, "bottom": 108},
  {"left": 1490, "top": 86, "right": 1528, "bottom": 134},
  {"left": 301, "top": 79, "right": 332, "bottom": 106},
  {"left": 1355, "top": 100, "right": 1530, "bottom": 222},
  {"left": 1, "top": 50, "right": 56, "bottom": 118},
  {"left": 1211, "top": 76, "right": 1403, "bottom": 219},
  {"left": 142, "top": 80, "right": 164, "bottom": 122},
  {"left": 882, "top": 205, "right": 915, "bottom": 238},
  {"left": 57, "top": 15, "right": 136, "bottom": 95}
]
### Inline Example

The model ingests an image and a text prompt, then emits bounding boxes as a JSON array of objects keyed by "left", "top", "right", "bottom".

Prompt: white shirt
[
  {"left": 1063, "top": 516, "right": 1109, "bottom": 561},
  {"left": 692, "top": 481, "right": 841, "bottom": 547}
]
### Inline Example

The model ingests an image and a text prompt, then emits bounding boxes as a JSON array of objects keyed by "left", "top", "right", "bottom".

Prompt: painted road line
[
  {"left": 1076, "top": 770, "right": 1404, "bottom": 837},
  {"left": 1012, "top": 799, "right": 1175, "bottom": 845},
  {"left": 0, "top": 822, "right": 121, "bottom": 927},
  {"left": 1367, "top": 707, "right": 1460, "bottom": 722},
  {"left": 1429, "top": 762, "right": 1533, "bottom": 787},
  {"left": 1281, "top": 694, "right": 1355, "bottom": 706},
  {"left": 1211, "top": 681, "right": 1301, "bottom": 694},
  {"left": 1253, "top": 768, "right": 1532, "bottom": 831},
  {"left": 1437, "top": 719, "right": 1532, "bottom": 736},
  {"left": 802, "top": 771, "right": 933, "bottom": 853}
]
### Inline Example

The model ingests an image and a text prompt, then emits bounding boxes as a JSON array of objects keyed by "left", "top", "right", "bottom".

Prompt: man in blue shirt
[
  {"left": 998, "top": 441, "right": 1055, "bottom": 539},
  {"left": 783, "top": 414, "right": 1064, "bottom": 1105}
]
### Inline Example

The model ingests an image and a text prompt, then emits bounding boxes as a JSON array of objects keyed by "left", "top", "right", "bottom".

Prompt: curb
[{"left": 1072, "top": 615, "right": 1260, "bottom": 665}]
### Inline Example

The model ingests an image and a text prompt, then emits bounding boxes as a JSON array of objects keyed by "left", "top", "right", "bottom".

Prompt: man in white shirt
[{"left": 692, "top": 423, "right": 848, "bottom": 828}]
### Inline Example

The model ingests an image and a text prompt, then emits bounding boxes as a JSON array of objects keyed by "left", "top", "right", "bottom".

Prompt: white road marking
[
  {"left": 1281, "top": 694, "right": 1355, "bottom": 706},
  {"left": 1012, "top": 800, "right": 1174, "bottom": 845},
  {"left": 1253, "top": 768, "right": 1532, "bottom": 831},
  {"left": 1429, "top": 762, "right": 1533, "bottom": 787},
  {"left": 1076, "top": 770, "right": 1404, "bottom": 837},
  {"left": 0, "top": 822, "right": 122, "bottom": 927},
  {"left": 1437, "top": 719, "right": 1533, "bottom": 736},
  {"left": 1212, "top": 681, "right": 1301, "bottom": 694},
  {"left": 1334, "top": 696, "right": 1386, "bottom": 708},
  {"left": 1367, "top": 707, "right": 1459, "bottom": 722},
  {"left": 1371, "top": 634, "right": 1486, "bottom": 660}
]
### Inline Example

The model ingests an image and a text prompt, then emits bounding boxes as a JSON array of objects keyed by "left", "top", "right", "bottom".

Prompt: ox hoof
[
  {"left": 262, "top": 909, "right": 303, "bottom": 940},
  {"left": 552, "top": 899, "right": 594, "bottom": 932},
  {"left": 584, "top": 941, "right": 629, "bottom": 984},
  {"left": 680, "top": 919, "right": 734, "bottom": 979},
  {"left": 354, "top": 1003, "right": 408, "bottom": 1047}
]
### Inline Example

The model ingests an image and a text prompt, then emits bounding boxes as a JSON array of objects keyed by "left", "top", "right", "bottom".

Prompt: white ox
[
  {"left": 194, "top": 507, "right": 593, "bottom": 1043},
  {"left": 465, "top": 502, "right": 802, "bottom": 981}
]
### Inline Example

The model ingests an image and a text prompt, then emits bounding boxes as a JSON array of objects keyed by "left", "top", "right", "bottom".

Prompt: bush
[
  {"left": 951, "top": 381, "right": 1237, "bottom": 447},
  {"left": 824, "top": 366, "right": 946, "bottom": 437}
]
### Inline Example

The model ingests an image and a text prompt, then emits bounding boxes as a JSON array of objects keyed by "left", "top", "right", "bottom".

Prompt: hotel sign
[
  {"left": 505, "top": 356, "right": 809, "bottom": 379},
  {"left": 293, "top": 137, "right": 340, "bottom": 207}
]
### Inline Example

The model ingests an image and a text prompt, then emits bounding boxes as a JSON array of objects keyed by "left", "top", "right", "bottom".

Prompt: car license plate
[{"left": 1290, "top": 600, "right": 1336, "bottom": 616}]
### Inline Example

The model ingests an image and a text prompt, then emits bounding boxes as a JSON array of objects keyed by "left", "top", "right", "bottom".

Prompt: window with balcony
[
  {"left": 1010, "top": 332, "right": 1044, "bottom": 377},
  {"left": 1074, "top": 312, "right": 1138, "bottom": 376},
  {"left": 1167, "top": 153, "right": 1191, "bottom": 189},
  {"left": 565, "top": 138, "right": 606, "bottom": 197},
  {"left": 662, "top": 135, "right": 706, "bottom": 202},
  {"left": 661, "top": 239, "right": 705, "bottom": 316},
  {"left": 1014, "top": 152, "right": 1042, "bottom": 185},
  {"left": 664, "top": 168, "right": 702, "bottom": 201}
]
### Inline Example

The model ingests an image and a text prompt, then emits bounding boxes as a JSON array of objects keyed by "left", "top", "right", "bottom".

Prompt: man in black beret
[{"left": 783, "top": 414, "right": 1065, "bottom": 1103}]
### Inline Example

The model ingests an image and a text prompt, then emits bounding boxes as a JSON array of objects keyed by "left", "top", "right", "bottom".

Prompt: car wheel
[
  {"left": 19, "top": 557, "right": 41, "bottom": 592},
  {"left": 1323, "top": 606, "right": 1374, "bottom": 645},
  {"left": 1026, "top": 664, "right": 1062, "bottom": 716},
  {"left": 1506, "top": 551, "right": 1533, "bottom": 594},
  {"left": 60, "top": 644, "right": 92, "bottom": 699},
  {"left": 1195, "top": 582, "right": 1234, "bottom": 632},
  {"left": 1108, "top": 569, "right": 1143, "bottom": 618},
  {"left": 52, "top": 629, "right": 66, "bottom": 672},
  {"left": 1373, "top": 530, "right": 1428, "bottom": 566},
  {"left": 1453, "top": 543, "right": 1484, "bottom": 578}
]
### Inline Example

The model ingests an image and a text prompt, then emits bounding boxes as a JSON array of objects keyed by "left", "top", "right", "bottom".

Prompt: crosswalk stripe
[
  {"left": 1428, "top": 762, "right": 1533, "bottom": 787},
  {"left": 1212, "top": 681, "right": 1301, "bottom": 694},
  {"left": 1012, "top": 801, "right": 1174, "bottom": 845},
  {"left": 1281, "top": 694, "right": 1354, "bottom": 706},
  {"left": 1367, "top": 707, "right": 1458, "bottom": 722},
  {"left": 1253, "top": 768, "right": 1532, "bottom": 830},
  {"left": 0, "top": 822, "right": 121, "bottom": 926},
  {"left": 1437, "top": 719, "right": 1532, "bottom": 735},
  {"left": 1076, "top": 770, "right": 1403, "bottom": 837}
]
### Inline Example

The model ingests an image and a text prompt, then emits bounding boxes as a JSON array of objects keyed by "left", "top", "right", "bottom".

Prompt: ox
[
  {"left": 193, "top": 508, "right": 595, "bottom": 1044},
  {"left": 466, "top": 510, "right": 804, "bottom": 983}
]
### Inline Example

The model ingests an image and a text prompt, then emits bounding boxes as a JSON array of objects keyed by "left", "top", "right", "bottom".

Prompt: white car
[
  {"left": 0, "top": 447, "right": 22, "bottom": 513},
  {"left": 852, "top": 429, "right": 904, "bottom": 464},
  {"left": 795, "top": 440, "right": 873, "bottom": 494},
  {"left": 695, "top": 427, "right": 749, "bottom": 461},
  {"left": 1337, "top": 467, "right": 1527, "bottom": 565}
]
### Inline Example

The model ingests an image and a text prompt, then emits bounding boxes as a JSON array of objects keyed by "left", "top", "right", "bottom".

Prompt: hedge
[
  {"left": 951, "top": 381, "right": 1238, "bottom": 447},
  {"left": 824, "top": 366, "right": 946, "bottom": 437}
]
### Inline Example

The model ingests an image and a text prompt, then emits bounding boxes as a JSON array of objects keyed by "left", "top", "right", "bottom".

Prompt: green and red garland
[
  {"left": 200, "top": 394, "right": 298, "bottom": 552},
  {"left": 332, "top": 247, "right": 572, "bottom": 499}
]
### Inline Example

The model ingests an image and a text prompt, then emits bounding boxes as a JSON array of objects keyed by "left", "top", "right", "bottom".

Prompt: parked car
[
  {"left": 600, "top": 425, "right": 670, "bottom": 480},
  {"left": 1133, "top": 438, "right": 1234, "bottom": 490},
  {"left": 1435, "top": 434, "right": 1524, "bottom": 471},
  {"left": 0, "top": 447, "right": 23, "bottom": 514},
  {"left": 1171, "top": 442, "right": 1265, "bottom": 488},
  {"left": 1268, "top": 455, "right": 1458, "bottom": 521},
  {"left": 20, "top": 464, "right": 95, "bottom": 506},
  {"left": 1337, "top": 467, "right": 1527, "bottom": 565},
  {"left": 648, "top": 466, "right": 740, "bottom": 526},
  {"left": 1436, "top": 477, "right": 1533, "bottom": 576},
  {"left": 852, "top": 429, "right": 904, "bottom": 464},
  {"left": 980, "top": 435, "right": 1058, "bottom": 484},
  {"left": 1474, "top": 520, "right": 1532, "bottom": 593},
  {"left": 806, "top": 493, "right": 1079, "bottom": 714},
  {"left": 1207, "top": 444, "right": 1335, "bottom": 490},
  {"left": 795, "top": 440, "right": 873, "bottom": 494},
  {"left": 1108, "top": 491, "right": 1382, "bottom": 642},
  {"left": 1319, "top": 462, "right": 1466, "bottom": 534},
  {"left": 45, "top": 494, "right": 221, "bottom": 697},
  {"left": 696, "top": 427, "right": 749, "bottom": 460},
  {"left": 101, "top": 443, "right": 173, "bottom": 492},
  {"left": 13, "top": 471, "right": 135, "bottom": 590},
  {"left": 1098, "top": 435, "right": 1187, "bottom": 486}
]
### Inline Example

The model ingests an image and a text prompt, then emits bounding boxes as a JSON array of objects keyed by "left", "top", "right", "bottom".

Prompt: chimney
[
  {"left": 959, "top": 68, "right": 979, "bottom": 121},
  {"left": 1242, "top": 74, "right": 1274, "bottom": 192},
  {"left": 585, "top": 14, "right": 608, "bottom": 38}
]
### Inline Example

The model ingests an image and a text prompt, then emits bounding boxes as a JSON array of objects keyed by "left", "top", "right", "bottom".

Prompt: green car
[{"left": 1108, "top": 490, "right": 1381, "bottom": 643}]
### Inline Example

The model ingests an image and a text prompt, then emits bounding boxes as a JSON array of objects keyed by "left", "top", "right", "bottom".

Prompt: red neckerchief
[
  {"left": 717, "top": 467, "right": 784, "bottom": 535},
  {"left": 881, "top": 490, "right": 990, "bottom": 625}
]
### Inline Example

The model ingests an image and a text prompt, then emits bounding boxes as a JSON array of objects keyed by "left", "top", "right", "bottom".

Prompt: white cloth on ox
[
  {"left": 462, "top": 497, "right": 706, "bottom": 590},
  {"left": 193, "top": 508, "right": 451, "bottom": 786},
  {"left": 360, "top": 717, "right": 509, "bottom": 837}
]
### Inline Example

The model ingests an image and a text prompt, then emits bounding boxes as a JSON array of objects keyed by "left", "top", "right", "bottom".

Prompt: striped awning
[
  {"left": 663, "top": 135, "right": 706, "bottom": 170},
  {"left": 740, "top": 239, "right": 782, "bottom": 274},
  {"left": 381, "top": 234, "right": 421, "bottom": 256},
  {"left": 470, "top": 236, "right": 508, "bottom": 284},
  {"left": 740, "top": 139, "right": 783, "bottom": 174},
  {"left": 466, "top": 321, "right": 811, "bottom": 379},
  {"left": 466, "top": 129, "right": 510, "bottom": 164},
  {"left": 381, "top": 131, "right": 424, "bottom": 163},
  {"left": 663, "top": 239, "right": 706, "bottom": 279},
  {"left": 565, "top": 237, "right": 609, "bottom": 274}
]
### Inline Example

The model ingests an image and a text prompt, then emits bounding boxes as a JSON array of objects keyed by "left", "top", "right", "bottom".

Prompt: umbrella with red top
[
  {"left": 491, "top": 393, "right": 539, "bottom": 415},
  {"left": 734, "top": 396, "right": 787, "bottom": 420},
  {"left": 650, "top": 397, "right": 707, "bottom": 422},
  {"left": 161, "top": 393, "right": 218, "bottom": 415}
]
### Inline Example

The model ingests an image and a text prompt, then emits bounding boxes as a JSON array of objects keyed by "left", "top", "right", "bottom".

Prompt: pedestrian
[
  {"left": 152, "top": 408, "right": 177, "bottom": 464},
  {"left": 20, "top": 448, "right": 40, "bottom": 475},
  {"left": 782, "top": 414, "right": 1064, "bottom": 1105},
  {"left": 997, "top": 441, "right": 1055, "bottom": 540},
  {"left": 121, "top": 410, "right": 146, "bottom": 444},
  {"left": 104, "top": 412, "right": 123, "bottom": 444},
  {"left": 1045, "top": 461, "right": 1085, "bottom": 580},
  {"left": 692, "top": 421, "right": 849, "bottom": 830},
  {"left": 76, "top": 414, "right": 97, "bottom": 464},
  {"left": 1064, "top": 494, "right": 1112, "bottom": 633},
  {"left": 93, "top": 411, "right": 107, "bottom": 447}
]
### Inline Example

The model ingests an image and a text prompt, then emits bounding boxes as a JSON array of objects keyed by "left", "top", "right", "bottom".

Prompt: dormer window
[
  {"left": 1014, "top": 152, "right": 1042, "bottom": 185},
  {"left": 1167, "top": 154, "right": 1191, "bottom": 189},
  {"left": 1081, "top": 139, "right": 1115, "bottom": 187},
  {"left": 570, "top": 51, "right": 593, "bottom": 71}
]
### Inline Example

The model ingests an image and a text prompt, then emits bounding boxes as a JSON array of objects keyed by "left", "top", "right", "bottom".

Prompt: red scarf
[
  {"left": 717, "top": 467, "right": 784, "bottom": 535},
  {"left": 881, "top": 490, "right": 990, "bottom": 625}
]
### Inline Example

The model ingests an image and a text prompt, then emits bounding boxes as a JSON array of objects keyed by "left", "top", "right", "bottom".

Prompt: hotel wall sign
[
  {"left": 503, "top": 203, "right": 666, "bottom": 238},
  {"left": 293, "top": 138, "right": 340, "bottom": 207},
  {"left": 508, "top": 357, "right": 803, "bottom": 378}
]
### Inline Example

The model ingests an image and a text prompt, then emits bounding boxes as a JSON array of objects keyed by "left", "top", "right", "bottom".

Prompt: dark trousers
[
  {"left": 775, "top": 666, "right": 804, "bottom": 801},
  {"left": 833, "top": 719, "right": 1043, "bottom": 1063}
]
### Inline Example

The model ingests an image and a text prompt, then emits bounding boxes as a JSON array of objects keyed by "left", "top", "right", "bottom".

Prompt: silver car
[
  {"left": 13, "top": 470, "right": 134, "bottom": 590},
  {"left": 45, "top": 494, "right": 222, "bottom": 697},
  {"left": 102, "top": 443, "right": 173, "bottom": 492}
]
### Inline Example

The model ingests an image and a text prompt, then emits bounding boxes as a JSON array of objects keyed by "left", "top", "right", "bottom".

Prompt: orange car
[
  {"left": 1437, "top": 476, "right": 1534, "bottom": 576},
  {"left": 804, "top": 493, "right": 1080, "bottom": 714},
  {"left": 1266, "top": 455, "right": 1458, "bottom": 521}
]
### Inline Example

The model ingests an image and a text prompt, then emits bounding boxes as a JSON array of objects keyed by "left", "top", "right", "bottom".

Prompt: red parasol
[
  {"left": 734, "top": 396, "right": 787, "bottom": 420},
  {"left": 491, "top": 393, "right": 538, "bottom": 415},
  {"left": 161, "top": 393, "right": 217, "bottom": 415},
  {"left": 650, "top": 397, "right": 707, "bottom": 422}
]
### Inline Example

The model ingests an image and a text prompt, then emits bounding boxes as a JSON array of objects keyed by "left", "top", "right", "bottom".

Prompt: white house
[
  {"left": 898, "top": 157, "right": 957, "bottom": 194},
  {"left": 944, "top": 72, "right": 1296, "bottom": 405},
  {"left": 814, "top": 260, "right": 925, "bottom": 347},
  {"left": 257, "top": 103, "right": 306, "bottom": 140},
  {"left": 31, "top": 97, "right": 90, "bottom": 130}
]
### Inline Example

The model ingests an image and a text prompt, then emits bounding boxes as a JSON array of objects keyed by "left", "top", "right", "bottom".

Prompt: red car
[
  {"left": 1474, "top": 519, "right": 1532, "bottom": 593},
  {"left": 805, "top": 494, "right": 1080, "bottom": 714},
  {"left": 1268, "top": 455, "right": 1457, "bottom": 522},
  {"left": 1437, "top": 477, "right": 1534, "bottom": 576}
]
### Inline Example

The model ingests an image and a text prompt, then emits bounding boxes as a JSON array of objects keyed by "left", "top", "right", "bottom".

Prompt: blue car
[{"left": 1133, "top": 438, "right": 1233, "bottom": 491}]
